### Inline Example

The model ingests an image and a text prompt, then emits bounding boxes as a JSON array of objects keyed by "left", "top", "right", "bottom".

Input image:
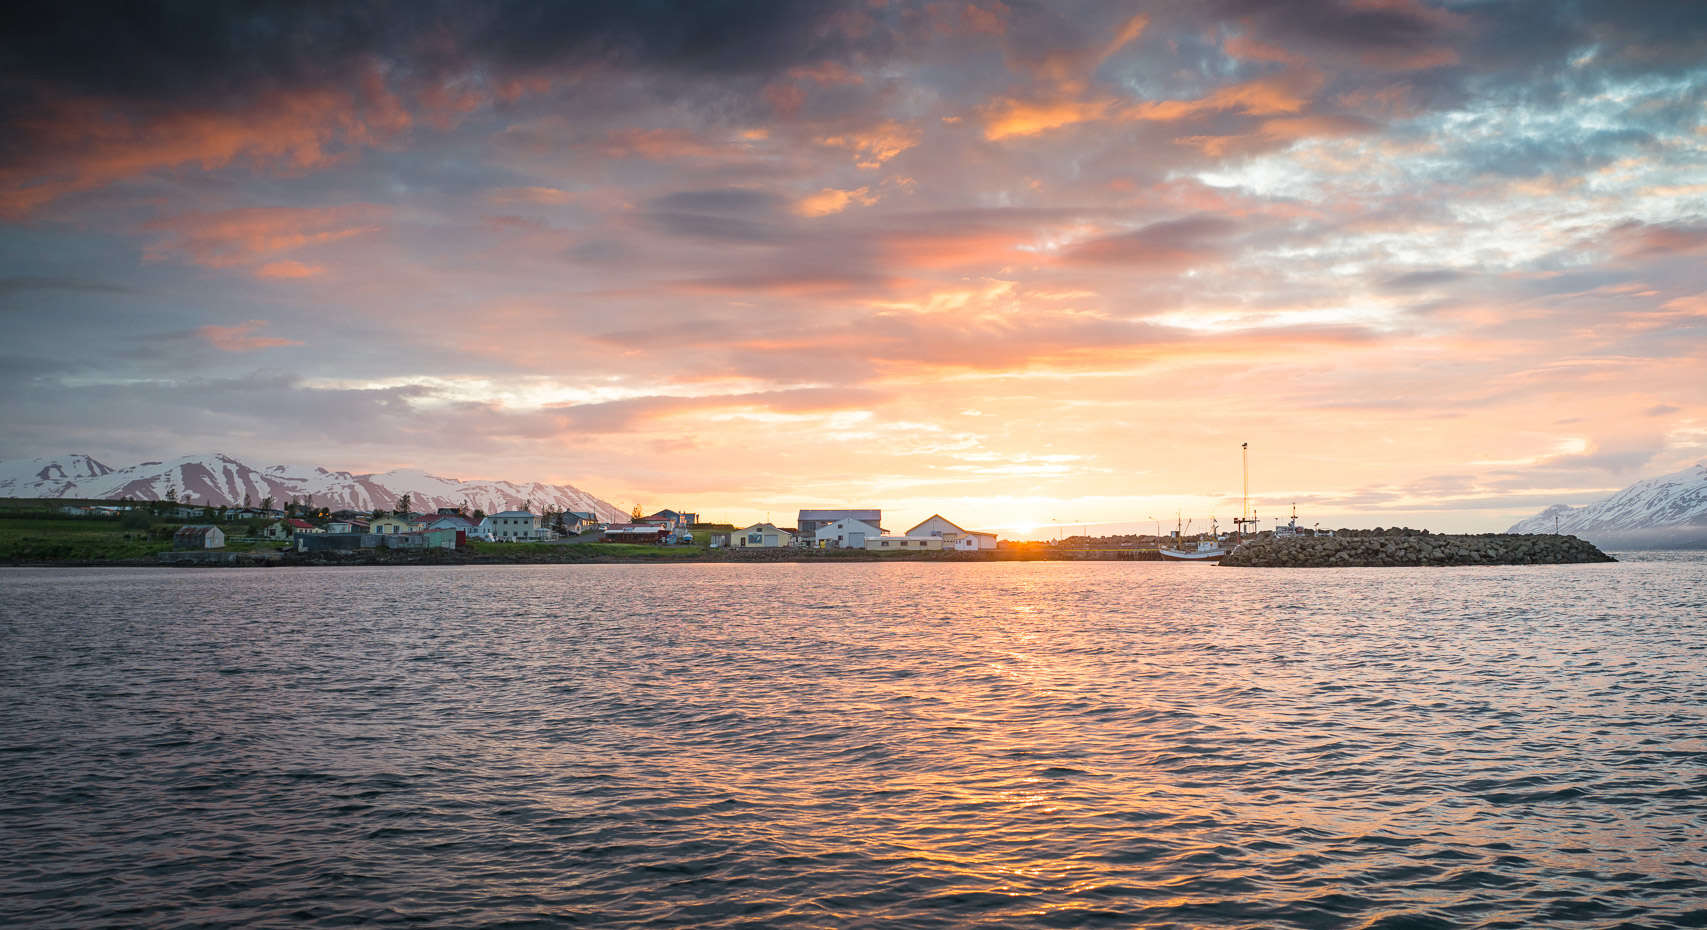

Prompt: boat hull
[{"left": 1158, "top": 547, "right": 1227, "bottom": 561}]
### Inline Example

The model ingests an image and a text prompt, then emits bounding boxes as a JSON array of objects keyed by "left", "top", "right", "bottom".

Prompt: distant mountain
[
  {"left": 0, "top": 452, "right": 628, "bottom": 521},
  {"left": 1508, "top": 462, "right": 1707, "bottom": 549}
]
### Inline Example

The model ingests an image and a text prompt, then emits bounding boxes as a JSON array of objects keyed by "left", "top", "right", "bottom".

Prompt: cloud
[
  {"left": 0, "top": 1, "right": 880, "bottom": 213},
  {"left": 818, "top": 121, "right": 921, "bottom": 167},
  {"left": 1062, "top": 215, "right": 1241, "bottom": 267},
  {"left": 0, "top": 276, "right": 134, "bottom": 298},
  {"left": 254, "top": 260, "right": 326, "bottom": 279},
  {"left": 794, "top": 186, "right": 876, "bottom": 217},
  {"left": 1610, "top": 220, "right": 1707, "bottom": 259},
  {"left": 1381, "top": 269, "right": 1469, "bottom": 291},
  {"left": 144, "top": 204, "right": 386, "bottom": 269},
  {"left": 196, "top": 320, "right": 303, "bottom": 352}
]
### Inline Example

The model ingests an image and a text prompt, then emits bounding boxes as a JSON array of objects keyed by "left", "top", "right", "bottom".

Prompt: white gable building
[
  {"left": 814, "top": 518, "right": 882, "bottom": 549},
  {"left": 905, "top": 514, "right": 999, "bottom": 551}
]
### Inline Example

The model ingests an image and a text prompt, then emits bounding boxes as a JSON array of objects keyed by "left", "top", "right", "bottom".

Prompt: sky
[{"left": 2, "top": 0, "right": 1705, "bottom": 537}]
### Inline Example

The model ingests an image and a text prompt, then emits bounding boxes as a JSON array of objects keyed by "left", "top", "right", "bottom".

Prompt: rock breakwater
[{"left": 1221, "top": 532, "right": 1614, "bottom": 567}]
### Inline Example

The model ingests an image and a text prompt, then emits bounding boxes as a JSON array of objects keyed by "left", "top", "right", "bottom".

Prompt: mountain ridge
[
  {"left": 0, "top": 452, "right": 628, "bottom": 522},
  {"left": 1507, "top": 462, "right": 1707, "bottom": 549}
]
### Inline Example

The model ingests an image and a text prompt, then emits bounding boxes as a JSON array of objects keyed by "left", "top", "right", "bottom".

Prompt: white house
[
  {"left": 729, "top": 523, "right": 795, "bottom": 548},
  {"left": 814, "top": 518, "right": 882, "bottom": 549},
  {"left": 906, "top": 514, "right": 998, "bottom": 551},
  {"left": 486, "top": 510, "right": 546, "bottom": 540}
]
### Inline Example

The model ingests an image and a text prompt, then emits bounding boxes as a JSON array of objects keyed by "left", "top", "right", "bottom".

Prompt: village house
[
  {"left": 369, "top": 515, "right": 418, "bottom": 535},
  {"left": 797, "top": 509, "right": 882, "bottom": 541},
  {"left": 814, "top": 518, "right": 882, "bottom": 549},
  {"left": 562, "top": 511, "right": 598, "bottom": 534},
  {"left": 423, "top": 514, "right": 479, "bottom": 535},
  {"left": 173, "top": 525, "right": 225, "bottom": 550},
  {"left": 729, "top": 523, "right": 795, "bottom": 548},
  {"left": 261, "top": 518, "right": 322, "bottom": 540},
  {"left": 485, "top": 510, "right": 545, "bottom": 541},
  {"left": 905, "top": 514, "right": 999, "bottom": 551},
  {"left": 641, "top": 509, "right": 686, "bottom": 530},
  {"left": 325, "top": 519, "right": 368, "bottom": 534}
]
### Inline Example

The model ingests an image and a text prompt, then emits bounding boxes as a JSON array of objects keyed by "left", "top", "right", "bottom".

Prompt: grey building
[{"left": 797, "top": 509, "right": 882, "bottom": 541}]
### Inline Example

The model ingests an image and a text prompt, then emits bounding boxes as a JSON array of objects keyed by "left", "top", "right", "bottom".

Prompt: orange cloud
[
  {"left": 881, "top": 228, "right": 1031, "bottom": 269},
  {"left": 254, "top": 260, "right": 326, "bottom": 279},
  {"left": 981, "top": 98, "right": 1115, "bottom": 140},
  {"left": 1126, "top": 70, "right": 1323, "bottom": 122},
  {"left": 794, "top": 186, "right": 877, "bottom": 217},
  {"left": 819, "top": 122, "right": 921, "bottom": 168},
  {"left": 0, "top": 75, "right": 415, "bottom": 218},
  {"left": 197, "top": 320, "right": 303, "bottom": 352},
  {"left": 144, "top": 204, "right": 387, "bottom": 269},
  {"left": 981, "top": 70, "right": 1324, "bottom": 141}
]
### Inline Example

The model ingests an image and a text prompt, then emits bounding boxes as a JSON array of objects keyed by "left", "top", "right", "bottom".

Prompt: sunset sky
[{"left": 2, "top": 1, "right": 1705, "bottom": 536}]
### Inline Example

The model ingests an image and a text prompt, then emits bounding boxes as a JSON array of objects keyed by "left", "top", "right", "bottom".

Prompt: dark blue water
[{"left": 3, "top": 556, "right": 1705, "bottom": 928}]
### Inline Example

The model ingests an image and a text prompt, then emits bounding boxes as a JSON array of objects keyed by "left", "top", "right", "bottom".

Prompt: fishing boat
[
  {"left": 1158, "top": 538, "right": 1228, "bottom": 561},
  {"left": 1159, "top": 516, "right": 1228, "bottom": 561}
]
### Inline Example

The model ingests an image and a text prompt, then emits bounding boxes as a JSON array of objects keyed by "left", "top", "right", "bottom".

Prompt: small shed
[{"left": 173, "top": 525, "right": 226, "bottom": 550}]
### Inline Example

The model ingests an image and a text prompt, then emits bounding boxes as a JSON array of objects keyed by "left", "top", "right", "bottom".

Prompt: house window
[{"left": 747, "top": 533, "right": 764, "bottom": 544}]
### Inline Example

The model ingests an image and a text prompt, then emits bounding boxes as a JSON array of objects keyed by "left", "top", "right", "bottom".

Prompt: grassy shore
[{"left": 0, "top": 517, "right": 278, "bottom": 562}]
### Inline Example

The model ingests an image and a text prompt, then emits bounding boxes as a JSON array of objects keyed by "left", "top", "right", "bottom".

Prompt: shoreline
[{"left": 1, "top": 536, "right": 1630, "bottom": 569}]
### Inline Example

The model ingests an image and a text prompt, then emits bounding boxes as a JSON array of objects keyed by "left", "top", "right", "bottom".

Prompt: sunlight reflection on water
[{"left": 2, "top": 556, "right": 1705, "bottom": 928}]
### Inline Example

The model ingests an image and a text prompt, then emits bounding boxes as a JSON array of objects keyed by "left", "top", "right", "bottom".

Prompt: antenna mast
[{"left": 1234, "top": 441, "right": 1261, "bottom": 538}]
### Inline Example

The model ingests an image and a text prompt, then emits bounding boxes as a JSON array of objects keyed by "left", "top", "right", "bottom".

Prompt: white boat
[
  {"left": 1160, "top": 517, "right": 1228, "bottom": 561},
  {"left": 1158, "top": 539, "right": 1228, "bottom": 561}
]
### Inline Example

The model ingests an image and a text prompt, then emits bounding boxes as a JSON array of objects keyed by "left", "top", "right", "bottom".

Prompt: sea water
[{"left": 2, "top": 556, "right": 1704, "bottom": 928}]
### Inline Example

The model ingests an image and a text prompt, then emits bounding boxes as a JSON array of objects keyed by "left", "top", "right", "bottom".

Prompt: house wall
[
  {"left": 731, "top": 525, "right": 793, "bottom": 548},
  {"left": 864, "top": 536, "right": 941, "bottom": 551},
  {"left": 815, "top": 519, "right": 880, "bottom": 548},
  {"left": 489, "top": 514, "right": 541, "bottom": 539}
]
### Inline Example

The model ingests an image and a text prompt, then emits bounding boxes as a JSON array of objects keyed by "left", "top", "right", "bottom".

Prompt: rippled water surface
[{"left": 3, "top": 556, "right": 1706, "bottom": 928}]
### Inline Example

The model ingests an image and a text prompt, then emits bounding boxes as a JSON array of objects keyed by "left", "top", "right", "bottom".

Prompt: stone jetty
[{"left": 1220, "top": 531, "right": 1614, "bottom": 567}]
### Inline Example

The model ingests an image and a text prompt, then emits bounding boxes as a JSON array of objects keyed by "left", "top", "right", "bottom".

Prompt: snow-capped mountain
[
  {"left": 0, "top": 454, "right": 115, "bottom": 496},
  {"left": 0, "top": 452, "right": 627, "bottom": 521},
  {"left": 1508, "top": 462, "right": 1707, "bottom": 548}
]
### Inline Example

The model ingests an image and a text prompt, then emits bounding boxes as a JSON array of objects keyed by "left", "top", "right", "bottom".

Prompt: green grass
[
  {"left": 0, "top": 516, "right": 280, "bottom": 561},
  {"left": 0, "top": 517, "right": 169, "bottom": 560}
]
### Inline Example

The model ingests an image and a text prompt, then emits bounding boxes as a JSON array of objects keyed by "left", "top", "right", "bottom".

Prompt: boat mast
[{"left": 1234, "top": 441, "right": 1258, "bottom": 538}]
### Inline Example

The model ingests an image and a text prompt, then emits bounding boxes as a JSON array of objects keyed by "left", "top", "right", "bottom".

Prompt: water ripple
[{"left": 2, "top": 555, "right": 1704, "bottom": 928}]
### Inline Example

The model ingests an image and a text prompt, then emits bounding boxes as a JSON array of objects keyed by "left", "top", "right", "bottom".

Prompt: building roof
[
  {"left": 906, "top": 514, "right": 966, "bottom": 535},
  {"left": 490, "top": 510, "right": 536, "bottom": 518},
  {"left": 798, "top": 509, "right": 881, "bottom": 522},
  {"left": 173, "top": 525, "right": 219, "bottom": 539},
  {"left": 285, "top": 518, "right": 316, "bottom": 529}
]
